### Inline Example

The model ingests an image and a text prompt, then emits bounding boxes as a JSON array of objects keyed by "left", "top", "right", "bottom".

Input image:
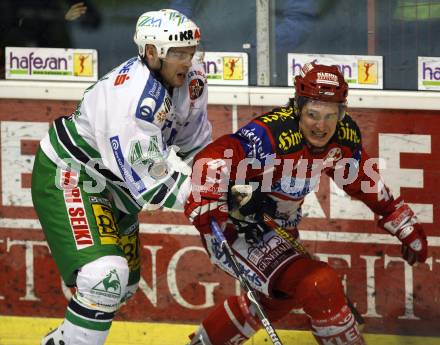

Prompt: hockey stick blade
[{"left": 210, "top": 218, "right": 283, "bottom": 345}]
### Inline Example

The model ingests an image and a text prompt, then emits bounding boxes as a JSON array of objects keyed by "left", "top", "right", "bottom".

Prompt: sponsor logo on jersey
[
  {"left": 119, "top": 231, "right": 141, "bottom": 271},
  {"left": 338, "top": 121, "right": 361, "bottom": 145},
  {"left": 236, "top": 124, "right": 273, "bottom": 160},
  {"left": 189, "top": 77, "right": 205, "bottom": 100},
  {"left": 89, "top": 195, "right": 112, "bottom": 207},
  {"left": 110, "top": 136, "right": 147, "bottom": 197},
  {"left": 59, "top": 169, "right": 79, "bottom": 189},
  {"left": 91, "top": 201, "right": 118, "bottom": 245},
  {"left": 114, "top": 57, "right": 137, "bottom": 86},
  {"left": 138, "top": 97, "right": 156, "bottom": 122},
  {"left": 61, "top": 172, "right": 94, "bottom": 250},
  {"left": 248, "top": 235, "right": 296, "bottom": 276},
  {"left": 209, "top": 236, "right": 263, "bottom": 287},
  {"left": 277, "top": 129, "right": 303, "bottom": 152},
  {"left": 259, "top": 107, "right": 294, "bottom": 124},
  {"left": 136, "top": 74, "right": 171, "bottom": 124}
]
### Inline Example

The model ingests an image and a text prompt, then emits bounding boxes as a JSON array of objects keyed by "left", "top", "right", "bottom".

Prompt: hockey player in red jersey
[{"left": 184, "top": 62, "right": 428, "bottom": 345}]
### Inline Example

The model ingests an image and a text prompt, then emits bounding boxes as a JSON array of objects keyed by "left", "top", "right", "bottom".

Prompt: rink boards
[{"left": 0, "top": 97, "right": 439, "bottom": 344}]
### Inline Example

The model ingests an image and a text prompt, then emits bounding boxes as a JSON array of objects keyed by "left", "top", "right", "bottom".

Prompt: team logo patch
[
  {"left": 189, "top": 78, "right": 204, "bottom": 100},
  {"left": 323, "top": 147, "right": 343, "bottom": 165},
  {"left": 92, "top": 269, "right": 122, "bottom": 299}
]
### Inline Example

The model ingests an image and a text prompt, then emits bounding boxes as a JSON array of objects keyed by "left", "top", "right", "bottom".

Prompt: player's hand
[
  {"left": 399, "top": 224, "right": 427, "bottom": 265},
  {"left": 379, "top": 199, "right": 428, "bottom": 265},
  {"left": 65, "top": 2, "right": 88, "bottom": 21},
  {"left": 228, "top": 185, "right": 271, "bottom": 244}
]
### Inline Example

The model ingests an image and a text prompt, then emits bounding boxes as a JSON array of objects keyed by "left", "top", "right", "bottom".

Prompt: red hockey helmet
[{"left": 294, "top": 62, "right": 348, "bottom": 103}]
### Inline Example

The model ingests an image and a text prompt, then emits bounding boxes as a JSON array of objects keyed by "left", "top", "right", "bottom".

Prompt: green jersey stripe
[
  {"left": 50, "top": 119, "right": 142, "bottom": 213},
  {"left": 63, "top": 118, "right": 101, "bottom": 159},
  {"left": 163, "top": 173, "right": 188, "bottom": 208},
  {"left": 66, "top": 308, "right": 112, "bottom": 331}
]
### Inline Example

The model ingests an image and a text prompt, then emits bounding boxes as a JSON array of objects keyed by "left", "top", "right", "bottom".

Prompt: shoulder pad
[
  {"left": 256, "top": 106, "right": 305, "bottom": 154},
  {"left": 336, "top": 113, "right": 362, "bottom": 149}
]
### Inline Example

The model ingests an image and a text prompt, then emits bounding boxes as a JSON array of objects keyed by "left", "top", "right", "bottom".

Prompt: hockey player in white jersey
[{"left": 32, "top": 9, "right": 211, "bottom": 345}]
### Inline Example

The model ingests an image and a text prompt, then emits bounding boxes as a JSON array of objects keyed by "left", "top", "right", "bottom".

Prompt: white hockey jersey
[{"left": 40, "top": 56, "right": 212, "bottom": 214}]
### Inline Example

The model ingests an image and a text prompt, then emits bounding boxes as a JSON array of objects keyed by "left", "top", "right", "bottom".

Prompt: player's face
[
  {"left": 160, "top": 46, "right": 196, "bottom": 87},
  {"left": 299, "top": 100, "right": 340, "bottom": 148}
]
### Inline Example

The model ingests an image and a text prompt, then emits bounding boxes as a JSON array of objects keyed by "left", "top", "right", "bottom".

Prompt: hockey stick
[
  {"left": 210, "top": 218, "right": 283, "bottom": 345},
  {"left": 262, "top": 213, "right": 365, "bottom": 326}
]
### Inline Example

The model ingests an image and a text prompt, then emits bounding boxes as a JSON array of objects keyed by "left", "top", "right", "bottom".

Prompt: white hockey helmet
[{"left": 133, "top": 9, "right": 201, "bottom": 59}]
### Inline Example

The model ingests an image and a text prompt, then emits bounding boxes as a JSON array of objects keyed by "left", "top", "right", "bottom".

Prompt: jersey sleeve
[
  {"left": 185, "top": 118, "right": 276, "bottom": 232},
  {"left": 341, "top": 147, "right": 395, "bottom": 216},
  {"left": 327, "top": 116, "right": 395, "bottom": 216}
]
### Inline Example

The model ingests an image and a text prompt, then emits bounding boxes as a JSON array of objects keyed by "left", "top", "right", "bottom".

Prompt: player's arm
[
  {"left": 185, "top": 134, "right": 245, "bottom": 234},
  {"left": 186, "top": 120, "right": 275, "bottom": 242},
  {"left": 107, "top": 116, "right": 194, "bottom": 211},
  {"left": 332, "top": 146, "right": 428, "bottom": 265}
]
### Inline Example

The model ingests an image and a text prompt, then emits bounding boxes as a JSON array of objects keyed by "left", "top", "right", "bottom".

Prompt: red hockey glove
[{"left": 378, "top": 199, "right": 428, "bottom": 265}]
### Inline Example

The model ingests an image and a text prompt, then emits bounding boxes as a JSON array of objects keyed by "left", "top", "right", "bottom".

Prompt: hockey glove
[
  {"left": 228, "top": 184, "right": 273, "bottom": 244},
  {"left": 378, "top": 198, "right": 428, "bottom": 265}
]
